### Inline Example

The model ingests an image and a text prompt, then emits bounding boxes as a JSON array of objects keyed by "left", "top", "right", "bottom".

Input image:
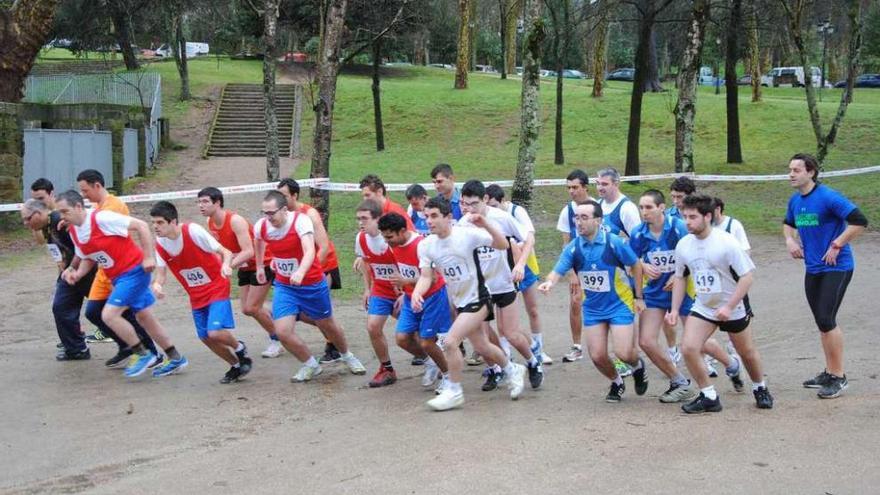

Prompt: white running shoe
[
  {"left": 562, "top": 345, "right": 583, "bottom": 362},
  {"left": 434, "top": 376, "right": 448, "bottom": 395},
  {"left": 261, "top": 340, "right": 283, "bottom": 358},
  {"left": 704, "top": 355, "right": 718, "bottom": 378},
  {"left": 667, "top": 346, "right": 682, "bottom": 365},
  {"left": 342, "top": 352, "right": 367, "bottom": 375},
  {"left": 659, "top": 381, "right": 698, "bottom": 403},
  {"left": 541, "top": 352, "right": 554, "bottom": 365},
  {"left": 427, "top": 387, "right": 464, "bottom": 411},
  {"left": 421, "top": 360, "right": 440, "bottom": 388},
  {"left": 507, "top": 363, "right": 526, "bottom": 400},
  {"left": 291, "top": 363, "right": 323, "bottom": 383}
]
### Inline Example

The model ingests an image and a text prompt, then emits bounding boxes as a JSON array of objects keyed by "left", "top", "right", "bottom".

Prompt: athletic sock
[
  {"left": 527, "top": 355, "right": 538, "bottom": 367},
  {"left": 702, "top": 385, "right": 718, "bottom": 400},
  {"left": 493, "top": 364, "right": 503, "bottom": 373},
  {"left": 270, "top": 334, "right": 280, "bottom": 341},
  {"left": 633, "top": 357, "right": 644, "bottom": 370},
  {"left": 305, "top": 356, "right": 319, "bottom": 367},
  {"left": 752, "top": 380, "right": 766, "bottom": 391},
  {"left": 613, "top": 375, "right": 624, "bottom": 386},
  {"left": 164, "top": 346, "right": 180, "bottom": 360},
  {"left": 725, "top": 356, "right": 741, "bottom": 376},
  {"left": 503, "top": 361, "right": 516, "bottom": 376},
  {"left": 672, "top": 373, "right": 689, "bottom": 386},
  {"left": 341, "top": 351, "right": 353, "bottom": 360},
  {"left": 499, "top": 337, "right": 512, "bottom": 358},
  {"left": 232, "top": 361, "right": 241, "bottom": 368},
  {"left": 381, "top": 360, "right": 393, "bottom": 371},
  {"left": 532, "top": 332, "right": 544, "bottom": 348},
  {"left": 448, "top": 381, "right": 463, "bottom": 394},
  {"left": 234, "top": 342, "right": 245, "bottom": 353},
  {"left": 128, "top": 343, "right": 147, "bottom": 355}
]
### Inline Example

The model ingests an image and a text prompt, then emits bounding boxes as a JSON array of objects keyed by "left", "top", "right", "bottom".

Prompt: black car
[
  {"left": 833, "top": 74, "right": 880, "bottom": 88},
  {"left": 607, "top": 68, "right": 635, "bottom": 81}
]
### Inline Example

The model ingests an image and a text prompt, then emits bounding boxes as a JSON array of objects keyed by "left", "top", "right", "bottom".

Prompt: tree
[
  {"left": 162, "top": 0, "right": 190, "bottom": 101},
  {"left": 105, "top": 0, "right": 141, "bottom": 70},
  {"left": 545, "top": 0, "right": 574, "bottom": 165},
  {"left": 500, "top": 0, "right": 519, "bottom": 77},
  {"left": 0, "top": 0, "right": 61, "bottom": 102},
  {"left": 263, "top": 0, "right": 280, "bottom": 181},
  {"left": 591, "top": 0, "right": 612, "bottom": 98},
  {"left": 454, "top": 0, "right": 471, "bottom": 89},
  {"left": 309, "top": 0, "right": 347, "bottom": 224},
  {"left": 779, "top": 0, "right": 864, "bottom": 164},
  {"left": 673, "top": 0, "right": 710, "bottom": 173},
  {"left": 724, "top": 0, "right": 743, "bottom": 163},
  {"left": 511, "top": 0, "right": 543, "bottom": 208},
  {"left": 746, "top": 0, "right": 762, "bottom": 102}
]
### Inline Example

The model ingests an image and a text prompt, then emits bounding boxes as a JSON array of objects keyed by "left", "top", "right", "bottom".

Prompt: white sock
[
  {"left": 493, "top": 364, "right": 502, "bottom": 373},
  {"left": 305, "top": 356, "right": 318, "bottom": 367},
  {"left": 613, "top": 375, "right": 624, "bottom": 386},
  {"left": 234, "top": 342, "right": 245, "bottom": 353},
  {"left": 702, "top": 385, "right": 718, "bottom": 400},
  {"left": 448, "top": 381, "right": 463, "bottom": 394},
  {"left": 499, "top": 337, "right": 512, "bottom": 358},
  {"left": 341, "top": 351, "right": 353, "bottom": 360},
  {"left": 752, "top": 381, "right": 766, "bottom": 391},
  {"left": 503, "top": 361, "right": 516, "bottom": 376},
  {"left": 533, "top": 333, "right": 544, "bottom": 347}
]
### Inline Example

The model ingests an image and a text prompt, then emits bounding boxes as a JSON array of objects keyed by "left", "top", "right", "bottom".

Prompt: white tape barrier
[{"left": 3, "top": 166, "right": 879, "bottom": 213}]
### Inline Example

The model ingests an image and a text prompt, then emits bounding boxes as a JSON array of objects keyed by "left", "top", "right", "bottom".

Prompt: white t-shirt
[
  {"left": 72, "top": 209, "right": 131, "bottom": 259},
  {"left": 504, "top": 202, "right": 535, "bottom": 233},
  {"left": 253, "top": 211, "right": 314, "bottom": 242},
  {"left": 718, "top": 216, "right": 751, "bottom": 251},
  {"left": 674, "top": 228, "right": 756, "bottom": 320},
  {"left": 599, "top": 194, "right": 641, "bottom": 237},
  {"left": 354, "top": 231, "right": 389, "bottom": 258},
  {"left": 418, "top": 226, "right": 493, "bottom": 307},
  {"left": 155, "top": 223, "right": 221, "bottom": 268},
  {"left": 556, "top": 201, "right": 579, "bottom": 234},
  {"left": 457, "top": 207, "right": 528, "bottom": 295}
]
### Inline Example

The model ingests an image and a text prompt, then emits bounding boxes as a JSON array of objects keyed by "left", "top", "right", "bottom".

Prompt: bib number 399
[
  {"left": 180, "top": 267, "right": 211, "bottom": 287},
  {"left": 579, "top": 270, "right": 610, "bottom": 292}
]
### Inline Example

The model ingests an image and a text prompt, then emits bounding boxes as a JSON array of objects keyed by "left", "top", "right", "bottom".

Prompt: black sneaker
[
  {"left": 148, "top": 354, "right": 165, "bottom": 369},
  {"left": 606, "top": 382, "right": 625, "bottom": 403},
  {"left": 220, "top": 366, "right": 244, "bottom": 384},
  {"left": 633, "top": 359, "right": 648, "bottom": 396},
  {"left": 482, "top": 369, "right": 504, "bottom": 391},
  {"left": 681, "top": 393, "right": 723, "bottom": 414},
  {"left": 803, "top": 370, "right": 834, "bottom": 389},
  {"left": 753, "top": 386, "right": 774, "bottom": 409},
  {"left": 105, "top": 349, "right": 132, "bottom": 368},
  {"left": 56, "top": 349, "right": 91, "bottom": 361},
  {"left": 56, "top": 342, "right": 65, "bottom": 349},
  {"left": 527, "top": 362, "right": 544, "bottom": 389},
  {"left": 319, "top": 342, "right": 342, "bottom": 364},
  {"left": 411, "top": 356, "right": 427, "bottom": 366},
  {"left": 817, "top": 374, "right": 848, "bottom": 399},
  {"left": 238, "top": 356, "right": 253, "bottom": 375}
]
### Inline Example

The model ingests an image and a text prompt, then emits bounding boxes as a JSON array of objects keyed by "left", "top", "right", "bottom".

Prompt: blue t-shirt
[
  {"left": 629, "top": 215, "right": 690, "bottom": 306},
  {"left": 785, "top": 184, "right": 856, "bottom": 273},
  {"left": 552, "top": 230, "right": 638, "bottom": 316},
  {"left": 666, "top": 206, "right": 682, "bottom": 220},
  {"left": 435, "top": 188, "right": 462, "bottom": 220}
]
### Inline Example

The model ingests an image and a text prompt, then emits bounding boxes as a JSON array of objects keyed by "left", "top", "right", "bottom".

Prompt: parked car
[
  {"left": 540, "top": 69, "right": 557, "bottom": 78},
  {"left": 156, "top": 42, "right": 209, "bottom": 58},
  {"left": 561, "top": 69, "right": 586, "bottom": 79},
  {"left": 607, "top": 68, "right": 634, "bottom": 81},
  {"left": 770, "top": 66, "right": 830, "bottom": 87},
  {"left": 515, "top": 66, "right": 523, "bottom": 75},
  {"left": 475, "top": 64, "right": 497, "bottom": 73},
  {"left": 834, "top": 74, "right": 880, "bottom": 88},
  {"left": 737, "top": 74, "right": 773, "bottom": 86}
]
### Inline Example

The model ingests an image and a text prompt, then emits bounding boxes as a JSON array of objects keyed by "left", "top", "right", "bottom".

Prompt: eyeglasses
[{"left": 261, "top": 207, "right": 283, "bottom": 217}]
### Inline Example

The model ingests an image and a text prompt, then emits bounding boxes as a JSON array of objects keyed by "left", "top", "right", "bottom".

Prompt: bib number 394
[
  {"left": 579, "top": 270, "right": 610, "bottom": 292},
  {"left": 648, "top": 250, "right": 676, "bottom": 273},
  {"left": 274, "top": 258, "right": 300, "bottom": 277},
  {"left": 180, "top": 267, "right": 211, "bottom": 287},
  {"left": 694, "top": 269, "right": 721, "bottom": 294}
]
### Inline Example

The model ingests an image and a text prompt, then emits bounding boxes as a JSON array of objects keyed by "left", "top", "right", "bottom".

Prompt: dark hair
[
  {"left": 578, "top": 199, "right": 603, "bottom": 218},
  {"left": 149, "top": 201, "right": 178, "bottom": 222},
  {"left": 359, "top": 174, "right": 387, "bottom": 195},
  {"left": 430, "top": 163, "right": 454, "bottom": 179},
  {"left": 264, "top": 190, "right": 288, "bottom": 209},
  {"left": 425, "top": 196, "right": 452, "bottom": 216},
  {"left": 76, "top": 169, "right": 105, "bottom": 187},
  {"left": 669, "top": 176, "right": 696, "bottom": 195},
  {"left": 405, "top": 183, "right": 427, "bottom": 200},
  {"left": 356, "top": 199, "right": 383, "bottom": 219},
  {"left": 56, "top": 189, "right": 85, "bottom": 207},
  {"left": 30, "top": 178, "right": 54, "bottom": 194},
  {"left": 566, "top": 169, "right": 590, "bottom": 186},
  {"left": 277, "top": 178, "right": 300, "bottom": 196},
  {"left": 460, "top": 179, "right": 486, "bottom": 199},
  {"left": 713, "top": 196, "right": 725, "bottom": 214},
  {"left": 197, "top": 186, "right": 224, "bottom": 207},
  {"left": 791, "top": 153, "right": 820, "bottom": 182},
  {"left": 641, "top": 189, "right": 665, "bottom": 206},
  {"left": 682, "top": 194, "right": 715, "bottom": 216},
  {"left": 485, "top": 184, "right": 504, "bottom": 202},
  {"left": 378, "top": 212, "right": 408, "bottom": 232}
]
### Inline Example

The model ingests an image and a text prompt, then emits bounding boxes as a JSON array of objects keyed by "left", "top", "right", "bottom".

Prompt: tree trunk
[
  {"left": 642, "top": 23, "right": 663, "bottom": 92},
  {"left": 625, "top": 6, "right": 655, "bottom": 177},
  {"left": 511, "top": 0, "right": 544, "bottom": 209},
  {"left": 469, "top": 0, "right": 477, "bottom": 71},
  {"left": 454, "top": 0, "right": 470, "bottom": 89},
  {"left": 674, "top": 0, "right": 710, "bottom": 173},
  {"left": 499, "top": 0, "right": 507, "bottom": 79},
  {"left": 108, "top": 0, "right": 139, "bottom": 70},
  {"left": 0, "top": 0, "right": 61, "bottom": 102},
  {"left": 504, "top": 0, "right": 519, "bottom": 75},
  {"left": 263, "top": 0, "right": 280, "bottom": 181},
  {"left": 591, "top": 1, "right": 610, "bottom": 98},
  {"left": 309, "top": 0, "right": 347, "bottom": 225},
  {"left": 725, "top": 0, "right": 743, "bottom": 163},
  {"left": 554, "top": 67, "right": 564, "bottom": 164},
  {"left": 372, "top": 39, "right": 385, "bottom": 151},
  {"left": 170, "top": 6, "right": 190, "bottom": 101},
  {"left": 747, "top": 0, "right": 762, "bottom": 102}
]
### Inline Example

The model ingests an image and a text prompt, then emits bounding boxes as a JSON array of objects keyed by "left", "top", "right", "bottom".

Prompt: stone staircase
[{"left": 205, "top": 83, "right": 296, "bottom": 157}]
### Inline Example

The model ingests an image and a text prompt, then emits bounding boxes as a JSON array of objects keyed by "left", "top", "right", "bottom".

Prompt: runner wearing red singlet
[{"left": 359, "top": 174, "right": 416, "bottom": 230}]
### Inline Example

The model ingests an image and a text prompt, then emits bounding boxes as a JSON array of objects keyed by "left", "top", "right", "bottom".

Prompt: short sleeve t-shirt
[
  {"left": 418, "top": 226, "right": 492, "bottom": 307},
  {"left": 505, "top": 203, "right": 535, "bottom": 234},
  {"left": 457, "top": 208, "right": 528, "bottom": 295},
  {"left": 556, "top": 201, "right": 578, "bottom": 235},
  {"left": 253, "top": 211, "right": 314, "bottom": 243},
  {"left": 674, "top": 228, "right": 756, "bottom": 320},
  {"left": 72, "top": 209, "right": 131, "bottom": 259},
  {"left": 44, "top": 210, "right": 76, "bottom": 268},
  {"left": 785, "top": 184, "right": 857, "bottom": 273},
  {"left": 156, "top": 223, "right": 221, "bottom": 268},
  {"left": 719, "top": 216, "right": 751, "bottom": 251},
  {"left": 599, "top": 195, "right": 640, "bottom": 238}
]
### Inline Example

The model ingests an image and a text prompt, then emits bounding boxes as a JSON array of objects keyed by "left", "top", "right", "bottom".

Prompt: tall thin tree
[
  {"left": 674, "top": 0, "right": 710, "bottom": 172},
  {"left": 724, "top": 0, "right": 744, "bottom": 163},
  {"left": 511, "top": 0, "right": 544, "bottom": 208},
  {"left": 454, "top": 0, "right": 471, "bottom": 89},
  {"left": 263, "top": 0, "right": 281, "bottom": 181}
]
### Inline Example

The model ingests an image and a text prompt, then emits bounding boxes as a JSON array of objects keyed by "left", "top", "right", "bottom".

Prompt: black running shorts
[{"left": 804, "top": 270, "right": 853, "bottom": 332}]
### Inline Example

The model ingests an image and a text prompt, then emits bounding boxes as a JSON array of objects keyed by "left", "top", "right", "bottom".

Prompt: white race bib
[
  {"left": 648, "top": 249, "right": 676, "bottom": 273},
  {"left": 579, "top": 270, "right": 610, "bottom": 292},
  {"left": 371, "top": 263, "right": 398, "bottom": 281},
  {"left": 180, "top": 267, "right": 211, "bottom": 287},
  {"left": 46, "top": 243, "right": 63, "bottom": 263},
  {"left": 441, "top": 263, "right": 469, "bottom": 283},
  {"left": 274, "top": 257, "right": 300, "bottom": 277},
  {"left": 475, "top": 245, "right": 497, "bottom": 262},
  {"left": 694, "top": 269, "right": 722, "bottom": 294},
  {"left": 397, "top": 263, "right": 419, "bottom": 280},
  {"left": 90, "top": 250, "right": 115, "bottom": 269}
]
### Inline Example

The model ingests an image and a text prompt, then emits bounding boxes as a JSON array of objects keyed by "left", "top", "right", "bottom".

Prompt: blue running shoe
[
  {"left": 124, "top": 353, "right": 158, "bottom": 378},
  {"left": 151, "top": 356, "right": 189, "bottom": 377}
]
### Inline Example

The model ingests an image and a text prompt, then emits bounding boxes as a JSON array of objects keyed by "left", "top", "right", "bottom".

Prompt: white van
[
  {"left": 156, "top": 42, "right": 209, "bottom": 58},
  {"left": 770, "top": 66, "right": 831, "bottom": 88}
]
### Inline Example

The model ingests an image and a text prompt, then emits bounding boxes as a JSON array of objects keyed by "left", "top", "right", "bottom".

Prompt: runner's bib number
[
  {"left": 274, "top": 257, "right": 300, "bottom": 277},
  {"left": 371, "top": 263, "right": 398, "bottom": 281},
  {"left": 90, "top": 251, "right": 114, "bottom": 269},
  {"left": 579, "top": 270, "right": 610, "bottom": 292},
  {"left": 180, "top": 267, "right": 211, "bottom": 287},
  {"left": 442, "top": 263, "right": 469, "bottom": 283},
  {"left": 648, "top": 250, "right": 676, "bottom": 273},
  {"left": 46, "top": 243, "right": 63, "bottom": 263},
  {"left": 475, "top": 246, "right": 497, "bottom": 262},
  {"left": 694, "top": 269, "right": 721, "bottom": 294},
  {"left": 397, "top": 263, "right": 419, "bottom": 280}
]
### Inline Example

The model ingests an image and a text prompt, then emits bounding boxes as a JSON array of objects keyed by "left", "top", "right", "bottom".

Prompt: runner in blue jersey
[
  {"left": 540, "top": 201, "right": 646, "bottom": 403},
  {"left": 667, "top": 176, "right": 696, "bottom": 221},
  {"left": 595, "top": 167, "right": 641, "bottom": 238},
  {"left": 404, "top": 184, "right": 431, "bottom": 236},
  {"left": 430, "top": 163, "right": 462, "bottom": 220},
  {"left": 783, "top": 153, "right": 867, "bottom": 399}
]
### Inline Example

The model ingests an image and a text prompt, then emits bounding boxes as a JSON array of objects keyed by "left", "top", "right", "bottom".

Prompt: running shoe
[
  {"left": 318, "top": 342, "right": 342, "bottom": 364},
  {"left": 421, "top": 360, "right": 440, "bottom": 388},
  {"left": 238, "top": 355, "right": 253, "bottom": 375},
  {"left": 261, "top": 340, "right": 283, "bottom": 358},
  {"left": 220, "top": 366, "right": 245, "bottom": 384},
  {"left": 681, "top": 393, "right": 723, "bottom": 414},
  {"left": 427, "top": 387, "right": 464, "bottom": 411},
  {"left": 148, "top": 354, "right": 165, "bottom": 369},
  {"left": 368, "top": 368, "right": 397, "bottom": 388},
  {"left": 527, "top": 362, "right": 544, "bottom": 389},
  {"left": 411, "top": 356, "right": 427, "bottom": 366},
  {"left": 152, "top": 356, "right": 189, "bottom": 377},
  {"left": 55, "top": 349, "right": 91, "bottom": 361},
  {"left": 614, "top": 358, "right": 633, "bottom": 377},
  {"left": 754, "top": 386, "right": 774, "bottom": 408},
  {"left": 124, "top": 352, "right": 158, "bottom": 378},
  {"left": 85, "top": 329, "right": 113, "bottom": 344},
  {"left": 632, "top": 358, "right": 648, "bottom": 395},
  {"left": 105, "top": 349, "right": 132, "bottom": 368},
  {"left": 434, "top": 376, "right": 449, "bottom": 395},
  {"left": 817, "top": 374, "right": 848, "bottom": 399},
  {"left": 725, "top": 355, "right": 744, "bottom": 392},
  {"left": 606, "top": 381, "right": 625, "bottom": 403},
  {"left": 56, "top": 342, "right": 65, "bottom": 349},
  {"left": 291, "top": 363, "right": 323, "bottom": 383},
  {"left": 562, "top": 345, "right": 583, "bottom": 362},
  {"left": 667, "top": 346, "right": 682, "bottom": 365},
  {"left": 803, "top": 370, "right": 834, "bottom": 389},
  {"left": 466, "top": 351, "right": 484, "bottom": 366},
  {"left": 482, "top": 368, "right": 503, "bottom": 391},
  {"left": 705, "top": 355, "right": 718, "bottom": 378},
  {"left": 342, "top": 353, "right": 367, "bottom": 375},
  {"left": 541, "top": 352, "right": 554, "bottom": 365},
  {"left": 530, "top": 339, "right": 553, "bottom": 366},
  {"left": 659, "top": 381, "right": 697, "bottom": 403},
  {"left": 507, "top": 363, "right": 526, "bottom": 400}
]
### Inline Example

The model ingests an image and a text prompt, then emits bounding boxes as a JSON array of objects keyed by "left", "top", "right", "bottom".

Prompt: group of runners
[{"left": 20, "top": 153, "right": 866, "bottom": 413}]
